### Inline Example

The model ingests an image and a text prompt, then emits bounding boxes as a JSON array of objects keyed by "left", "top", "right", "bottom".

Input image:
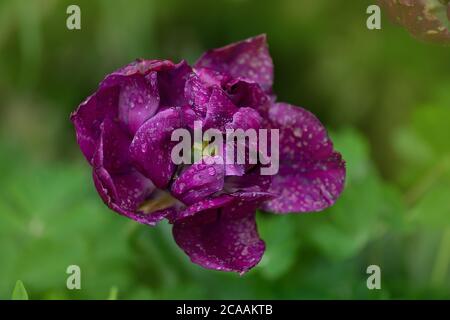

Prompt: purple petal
[
  {"left": 203, "top": 87, "right": 238, "bottom": 131},
  {"left": 184, "top": 73, "right": 211, "bottom": 116},
  {"left": 225, "top": 79, "right": 270, "bottom": 113},
  {"left": 172, "top": 201, "right": 265, "bottom": 273},
  {"left": 118, "top": 72, "right": 159, "bottom": 135},
  {"left": 195, "top": 34, "right": 274, "bottom": 92},
  {"left": 225, "top": 167, "right": 275, "bottom": 202},
  {"left": 158, "top": 60, "right": 192, "bottom": 106},
  {"left": 262, "top": 103, "right": 346, "bottom": 213},
  {"left": 71, "top": 86, "right": 119, "bottom": 163},
  {"left": 71, "top": 59, "right": 176, "bottom": 163},
  {"left": 171, "top": 156, "right": 225, "bottom": 205},
  {"left": 226, "top": 107, "right": 263, "bottom": 131},
  {"left": 194, "top": 67, "right": 232, "bottom": 87},
  {"left": 170, "top": 195, "right": 235, "bottom": 223},
  {"left": 129, "top": 107, "right": 193, "bottom": 188},
  {"left": 224, "top": 107, "right": 263, "bottom": 173},
  {"left": 92, "top": 119, "right": 171, "bottom": 226}
]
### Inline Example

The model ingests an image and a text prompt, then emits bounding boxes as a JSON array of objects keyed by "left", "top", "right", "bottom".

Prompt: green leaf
[
  {"left": 12, "top": 280, "right": 29, "bottom": 300},
  {"left": 257, "top": 214, "right": 300, "bottom": 279},
  {"left": 304, "top": 129, "right": 405, "bottom": 260}
]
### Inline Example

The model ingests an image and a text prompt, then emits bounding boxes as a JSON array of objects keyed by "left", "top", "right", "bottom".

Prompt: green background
[{"left": 0, "top": 0, "right": 449, "bottom": 299}]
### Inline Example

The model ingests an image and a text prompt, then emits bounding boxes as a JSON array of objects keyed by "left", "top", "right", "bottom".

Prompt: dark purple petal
[
  {"left": 158, "top": 60, "right": 192, "bottom": 106},
  {"left": 112, "top": 59, "right": 176, "bottom": 77},
  {"left": 225, "top": 79, "right": 270, "bottom": 112},
  {"left": 194, "top": 67, "right": 232, "bottom": 87},
  {"left": 129, "top": 107, "right": 194, "bottom": 188},
  {"left": 184, "top": 73, "right": 211, "bottom": 116},
  {"left": 226, "top": 107, "right": 262, "bottom": 131},
  {"left": 171, "top": 156, "right": 225, "bottom": 205},
  {"left": 170, "top": 195, "right": 235, "bottom": 223},
  {"left": 195, "top": 34, "right": 274, "bottom": 92},
  {"left": 172, "top": 201, "right": 265, "bottom": 273},
  {"left": 203, "top": 87, "right": 238, "bottom": 131},
  {"left": 262, "top": 103, "right": 346, "bottom": 213},
  {"left": 224, "top": 107, "right": 263, "bottom": 173},
  {"left": 92, "top": 118, "right": 171, "bottom": 226},
  {"left": 118, "top": 72, "right": 159, "bottom": 135},
  {"left": 225, "top": 167, "right": 275, "bottom": 202},
  {"left": 71, "top": 59, "right": 176, "bottom": 162},
  {"left": 71, "top": 86, "right": 119, "bottom": 163}
]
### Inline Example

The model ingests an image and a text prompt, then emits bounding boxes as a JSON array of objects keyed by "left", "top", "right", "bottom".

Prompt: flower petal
[
  {"left": 225, "top": 79, "right": 270, "bottom": 113},
  {"left": 129, "top": 107, "right": 194, "bottom": 188},
  {"left": 71, "top": 59, "right": 176, "bottom": 163},
  {"left": 92, "top": 118, "right": 170, "bottom": 226},
  {"left": 118, "top": 72, "right": 160, "bottom": 135},
  {"left": 224, "top": 107, "right": 263, "bottom": 173},
  {"left": 184, "top": 73, "right": 211, "bottom": 116},
  {"left": 172, "top": 201, "right": 265, "bottom": 273},
  {"left": 158, "top": 60, "right": 192, "bottom": 107},
  {"left": 171, "top": 156, "right": 225, "bottom": 205},
  {"left": 262, "top": 103, "right": 346, "bottom": 213},
  {"left": 195, "top": 34, "right": 274, "bottom": 92},
  {"left": 203, "top": 87, "right": 238, "bottom": 131}
]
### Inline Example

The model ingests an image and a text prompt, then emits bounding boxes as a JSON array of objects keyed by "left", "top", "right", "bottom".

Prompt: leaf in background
[
  {"left": 11, "top": 280, "right": 28, "bottom": 300},
  {"left": 395, "top": 99, "right": 450, "bottom": 228},
  {"left": 301, "top": 129, "right": 405, "bottom": 260},
  {"left": 257, "top": 214, "right": 300, "bottom": 280}
]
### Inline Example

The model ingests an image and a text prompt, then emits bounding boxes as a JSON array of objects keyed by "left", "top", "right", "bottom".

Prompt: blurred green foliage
[{"left": 0, "top": 0, "right": 449, "bottom": 299}]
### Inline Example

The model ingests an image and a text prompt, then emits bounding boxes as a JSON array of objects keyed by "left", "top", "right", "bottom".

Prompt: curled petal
[
  {"left": 158, "top": 60, "right": 192, "bottom": 106},
  {"left": 92, "top": 119, "right": 170, "bottom": 226},
  {"left": 71, "top": 59, "right": 176, "bottom": 162},
  {"left": 129, "top": 107, "right": 194, "bottom": 188},
  {"left": 226, "top": 107, "right": 263, "bottom": 131},
  {"left": 262, "top": 103, "right": 346, "bottom": 213},
  {"left": 195, "top": 34, "right": 274, "bottom": 92},
  {"left": 170, "top": 195, "right": 235, "bottom": 223},
  {"left": 171, "top": 156, "right": 225, "bottom": 205},
  {"left": 118, "top": 72, "right": 160, "bottom": 135},
  {"left": 225, "top": 79, "right": 270, "bottom": 113},
  {"left": 224, "top": 108, "right": 263, "bottom": 173},
  {"left": 184, "top": 73, "right": 211, "bottom": 116},
  {"left": 194, "top": 67, "right": 232, "bottom": 87},
  {"left": 172, "top": 201, "right": 265, "bottom": 273},
  {"left": 203, "top": 87, "right": 238, "bottom": 131}
]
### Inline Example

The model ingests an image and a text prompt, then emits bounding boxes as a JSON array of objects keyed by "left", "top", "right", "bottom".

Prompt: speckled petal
[
  {"left": 118, "top": 72, "right": 160, "bottom": 135},
  {"left": 129, "top": 107, "right": 193, "bottom": 189},
  {"left": 171, "top": 156, "right": 225, "bottom": 205},
  {"left": 171, "top": 195, "right": 235, "bottom": 223},
  {"left": 184, "top": 73, "right": 211, "bottom": 116},
  {"left": 158, "top": 60, "right": 193, "bottom": 106},
  {"left": 225, "top": 79, "right": 270, "bottom": 113},
  {"left": 262, "top": 103, "right": 346, "bottom": 213},
  {"left": 172, "top": 201, "right": 265, "bottom": 273},
  {"left": 194, "top": 67, "right": 232, "bottom": 87},
  {"left": 92, "top": 118, "right": 170, "bottom": 226},
  {"left": 203, "top": 87, "right": 238, "bottom": 131},
  {"left": 71, "top": 59, "right": 176, "bottom": 163},
  {"left": 226, "top": 107, "right": 263, "bottom": 131},
  {"left": 195, "top": 34, "right": 274, "bottom": 92},
  {"left": 225, "top": 167, "right": 275, "bottom": 202},
  {"left": 224, "top": 107, "right": 263, "bottom": 173}
]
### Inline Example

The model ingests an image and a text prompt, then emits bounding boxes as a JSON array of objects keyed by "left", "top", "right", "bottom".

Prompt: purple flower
[{"left": 71, "top": 35, "right": 346, "bottom": 274}]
